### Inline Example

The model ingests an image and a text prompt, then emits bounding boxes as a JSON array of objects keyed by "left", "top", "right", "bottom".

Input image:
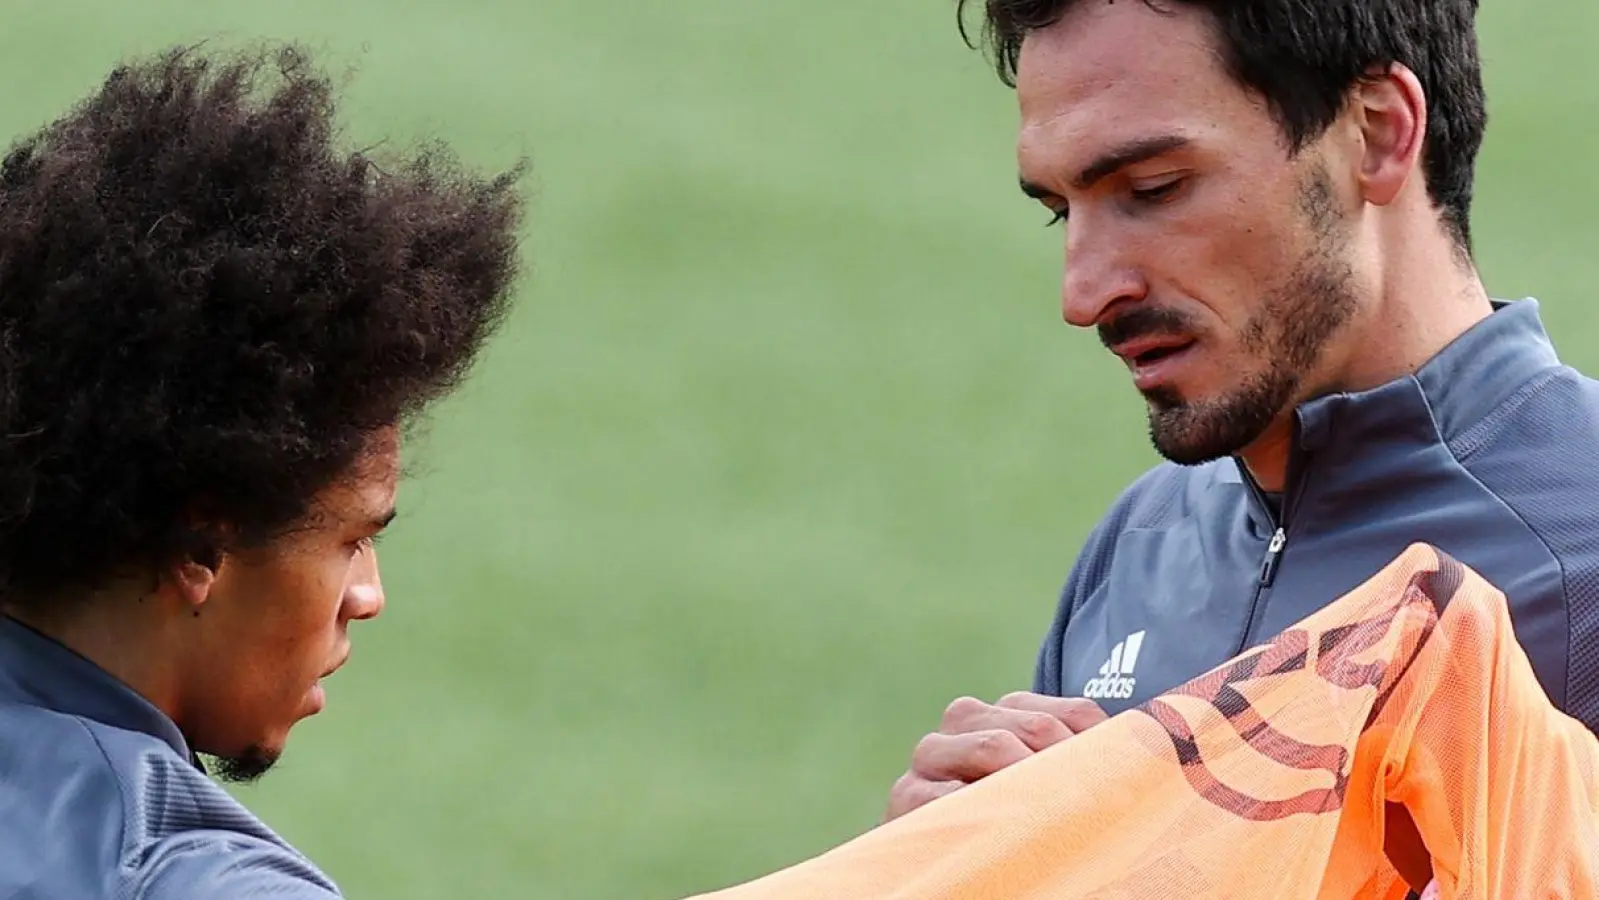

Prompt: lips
[
  {"left": 1110, "top": 334, "right": 1196, "bottom": 367},
  {"left": 320, "top": 652, "right": 349, "bottom": 680},
  {"left": 1110, "top": 335, "right": 1199, "bottom": 392}
]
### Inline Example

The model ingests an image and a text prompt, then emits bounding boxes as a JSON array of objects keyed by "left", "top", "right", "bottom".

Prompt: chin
[
  {"left": 1144, "top": 371, "right": 1291, "bottom": 465},
  {"left": 1146, "top": 399, "right": 1275, "bottom": 466},
  {"left": 306, "top": 679, "right": 327, "bottom": 715},
  {"left": 209, "top": 744, "right": 283, "bottom": 784}
]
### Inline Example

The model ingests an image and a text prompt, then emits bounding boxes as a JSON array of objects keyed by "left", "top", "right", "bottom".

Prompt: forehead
[{"left": 1014, "top": 1, "right": 1276, "bottom": 178}]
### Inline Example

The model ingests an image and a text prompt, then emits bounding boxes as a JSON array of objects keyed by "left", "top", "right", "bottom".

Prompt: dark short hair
[
  {"left": 0, "top": 44, "right": 525, "bottom": 602},
  {"left": 958, "top": 0, "right": 1487, "bottom": 252}
]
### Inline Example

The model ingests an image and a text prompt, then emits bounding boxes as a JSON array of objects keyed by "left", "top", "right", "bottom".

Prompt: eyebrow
[
  {"left": 369, "top": 507, "right": 398, "bottom": 530},
  {"left": 1019, "top": 134, "right": 1193, "bottom": 200}
]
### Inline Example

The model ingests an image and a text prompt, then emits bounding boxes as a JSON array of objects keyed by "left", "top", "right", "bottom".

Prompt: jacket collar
[
  {"left": 0, "top": 613, "right": 199, "bottom": 767},
  {"left": 1222, "top": 298, "right": 1561, "bottom": 497},
  {"left": 1407, "top": 297, "right": 1561, "bottom": 441},
  {"left": 1291, "top": 297, "right": 1559, "bottom": 452}
]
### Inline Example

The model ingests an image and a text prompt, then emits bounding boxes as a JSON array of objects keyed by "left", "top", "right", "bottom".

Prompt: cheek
[
  {"left": 245, "top": 556, "right": 351, "bottom": 675},
  {"left": 1160, "top": 194, "right": 1309, "bottom": 329},
  {"left": 293, "top": 559, "right": 352, "bottom": 644}
]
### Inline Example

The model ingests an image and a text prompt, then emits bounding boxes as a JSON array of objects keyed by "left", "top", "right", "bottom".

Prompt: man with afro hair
[{"left": 0, "top": 42, "right": 524, "bottom": 897}]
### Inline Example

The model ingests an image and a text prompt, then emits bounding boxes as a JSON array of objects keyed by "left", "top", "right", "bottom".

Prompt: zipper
[
  {"left": 1237, "top": 442, "right": 1312, "bottom": 650},
  {"left": 1259, "top": 527, "right": 1287, "bottom": 587}
]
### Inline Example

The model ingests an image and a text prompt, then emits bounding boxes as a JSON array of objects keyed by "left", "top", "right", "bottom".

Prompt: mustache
[{"left": 1098, "top": 307, "right": 1199, "bottom": 350}]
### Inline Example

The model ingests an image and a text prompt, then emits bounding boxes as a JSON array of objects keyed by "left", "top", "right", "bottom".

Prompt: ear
[
  {"left": 168, "top": 558, "right": 219, "bottom": 615},
  {"left": 1350, "top": 63, "right": 1428, "bottom": 208}
]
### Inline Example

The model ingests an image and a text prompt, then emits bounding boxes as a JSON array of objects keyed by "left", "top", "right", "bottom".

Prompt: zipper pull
[{"left": 1259, "top": 527, "right": 1287, "bottom": 587}]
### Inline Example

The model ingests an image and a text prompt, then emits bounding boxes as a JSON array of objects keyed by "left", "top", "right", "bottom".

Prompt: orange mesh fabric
[{"left": 686, "top": 544, "right": 1599, "bottom": 900}]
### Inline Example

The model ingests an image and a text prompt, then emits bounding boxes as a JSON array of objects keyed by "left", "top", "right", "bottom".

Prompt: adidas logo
[{"left": 1083, "top": 631, "right": 1146, "bottom": 700}]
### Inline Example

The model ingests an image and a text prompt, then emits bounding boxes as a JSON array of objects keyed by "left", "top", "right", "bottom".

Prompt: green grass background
[{"left": 2, "top": 2, "right": 1595, "bottom": 898}]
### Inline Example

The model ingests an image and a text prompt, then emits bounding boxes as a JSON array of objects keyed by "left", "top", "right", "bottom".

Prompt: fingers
[
  {"left": 937, "top": 696, "right": 1070, "bottom": 752},
  {"left": 883, "top": 692, "right": 1112, "bottom": 825},
  {"left": 909, "top": 694, "right": 1110, "bottom": 786},
  {"left": 912, "top": 729, "right": 1034, "bottom": 782},
  {"left": 940, "top": 693, "right": 1109, "bottom": 750},
  {"left": 882, "top": 773, "right": 963, "bottom": 824},
  {"left": 995, "top": 692, "right": 1111, "bottom": 735}
]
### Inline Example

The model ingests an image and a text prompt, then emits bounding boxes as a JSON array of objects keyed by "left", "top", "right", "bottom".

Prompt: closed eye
[
  {"left": 350, "top": 508, "right": 397, "bottom": 552},
  {"left": 1131, "top": 178, "right": 1185, "bottom": 204},
  {"left": 1041, "top": 177, "right": 1181, "bottom": 227},
  {"left": 349, "top": 533, "right": 384, "bottom": 553}
]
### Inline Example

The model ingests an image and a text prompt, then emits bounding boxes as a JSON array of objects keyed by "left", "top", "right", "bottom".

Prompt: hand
[{"left": 883, "top": 692, "right": 1108, "bottom": 824}]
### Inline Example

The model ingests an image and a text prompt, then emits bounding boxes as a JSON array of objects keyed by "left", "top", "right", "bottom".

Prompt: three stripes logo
[{"left": 1083, "top": 631, "right": 1146, "bottom": 700}]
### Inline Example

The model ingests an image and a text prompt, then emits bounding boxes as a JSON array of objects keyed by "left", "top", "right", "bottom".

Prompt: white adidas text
[{"left": 1083, "top": 630, "right": 1146, "bottom": 701}]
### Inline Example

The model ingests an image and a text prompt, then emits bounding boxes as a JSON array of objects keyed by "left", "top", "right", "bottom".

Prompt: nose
[
  {"left": 1061, "top": 217, "right": 1148, "bottom": 328},
  {"left": 342, "top": 544, "right": 386, "bottom": 622}
]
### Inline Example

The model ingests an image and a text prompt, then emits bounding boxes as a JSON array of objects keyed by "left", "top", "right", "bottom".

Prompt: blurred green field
[{"left": 2, "top": 2, "right": 1596, "bottom": 898}]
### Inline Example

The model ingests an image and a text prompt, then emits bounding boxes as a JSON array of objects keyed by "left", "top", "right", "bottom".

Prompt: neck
[
  {"left": 2, "top": 594, "right": 184, "bottom": 720},
  {"left": 1238, "top": 228, "right": 1494, "bottom": 493}
]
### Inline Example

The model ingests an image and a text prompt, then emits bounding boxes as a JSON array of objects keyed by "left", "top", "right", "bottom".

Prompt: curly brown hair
[{"left": 0, "top": 43, "right": 526, "bottom": 603}]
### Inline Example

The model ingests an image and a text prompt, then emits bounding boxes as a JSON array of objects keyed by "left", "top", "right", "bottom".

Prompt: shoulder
[
  {"left": 1449, "top": 364, "right": 1599, "bottom": 461},
  {"left": 0, "top": 706, "right": 144, "bottom": 832},
  {"left": 112, "top": 744, "right": 342, "bottom": 898},
  {"left": 1444, "top": 365, "right": 1599, "bottom": 725},
  {"left": 0, "top": 703, "right": 338, "bottom": 899},
  {"left": 1447, "top": 365, "right": 1599, "bottom": 563},
  {"left": 133, "top": 828, "right": 341, "bottom": 899},
  {"left": 0, "top": 704, "right": 131, "bottom": 890}
]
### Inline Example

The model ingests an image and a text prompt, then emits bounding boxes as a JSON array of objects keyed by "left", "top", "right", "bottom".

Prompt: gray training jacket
[
  {"left": 0, "top": 615, "right": 341, "bottom": 899},
  {"left": 1035, "top": 298, "right": 1599, "bottom": 734}
]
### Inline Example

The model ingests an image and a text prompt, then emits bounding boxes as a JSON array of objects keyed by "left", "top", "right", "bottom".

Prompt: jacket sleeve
[
  {"left": 1032, "top": 515, "right": 1119, "bottom": 697},
  {"left": 1031, "top": 581, "right": 1071, "bottom": 696}
]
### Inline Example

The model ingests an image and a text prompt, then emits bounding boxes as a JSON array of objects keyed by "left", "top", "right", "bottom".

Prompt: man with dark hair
[
  {"left": 0, "top": 44, "right": 523, "bottom": 897},
  {"left": 885, "top": 0, "right": 1599, "bottom": 862}
]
